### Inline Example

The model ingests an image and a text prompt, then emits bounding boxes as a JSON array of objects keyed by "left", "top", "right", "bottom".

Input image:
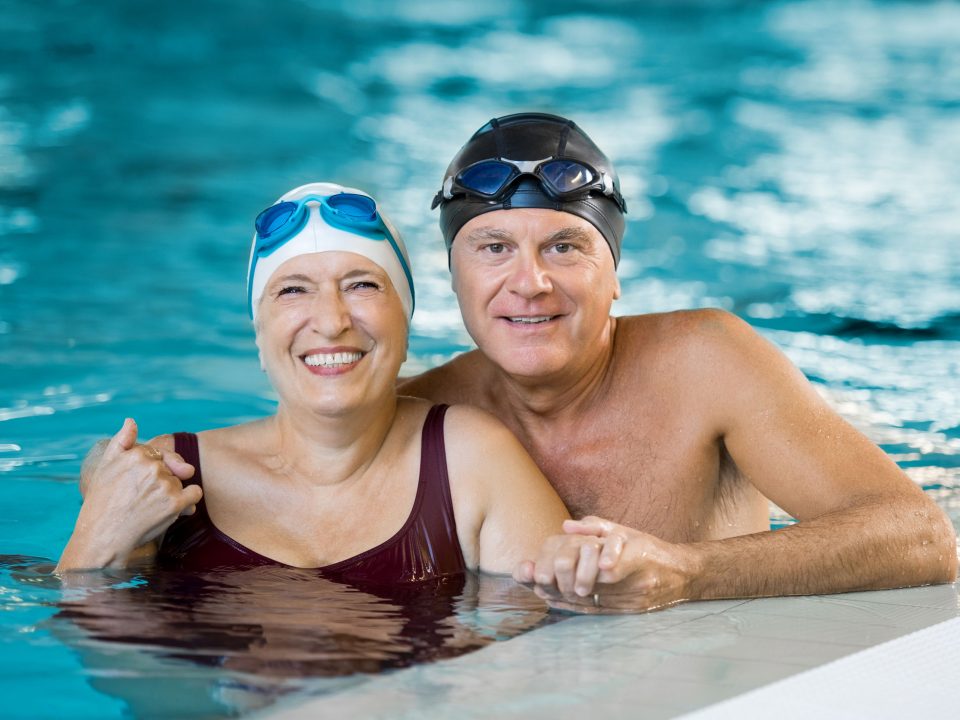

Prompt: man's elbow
[
  {"left": 913, "top": 497, "right": 957, "bottom": 584},
  {"left": 931, "top": 511, "right": 958, "bottom": 583}
]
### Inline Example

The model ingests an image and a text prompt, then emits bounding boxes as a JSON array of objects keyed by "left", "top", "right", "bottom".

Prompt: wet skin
[
  {"left": 403, "top": 210, "right": 767, "bottom": 542},
  {"left": 399, "top": 208, "right": 957, "bottom": 612}
]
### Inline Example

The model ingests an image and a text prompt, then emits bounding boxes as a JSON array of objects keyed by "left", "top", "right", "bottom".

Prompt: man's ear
[{"left": 449, "top": 259, "right": 460, "bottom": 296}]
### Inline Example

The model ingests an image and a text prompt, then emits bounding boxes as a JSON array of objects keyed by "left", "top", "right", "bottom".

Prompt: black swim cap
[{"left": 433, "top": 112, "right": 627, "bottom": 266}]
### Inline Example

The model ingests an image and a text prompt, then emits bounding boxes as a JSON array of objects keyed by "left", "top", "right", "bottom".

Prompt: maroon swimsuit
[{"left": 157, "top": 404, "right": 467, "bottom": 584}]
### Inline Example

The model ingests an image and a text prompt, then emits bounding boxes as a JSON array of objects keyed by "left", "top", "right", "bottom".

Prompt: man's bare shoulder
[
  {"left": 612, "top": 308, "right": 781, "bottom": 407},
  {"left": 617, "top": 307, "right": 811, "bottom": 420},
  {"left": 615, "top": 308, "right": 757, "bottom": 358},
  {"left": 397, "top": 350, "right": 494, "bottom": 404}
]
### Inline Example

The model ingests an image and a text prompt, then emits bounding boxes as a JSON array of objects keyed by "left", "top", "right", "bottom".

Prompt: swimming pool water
[{"left": 1, "top": 0, "right": 958, "bottom": 717}]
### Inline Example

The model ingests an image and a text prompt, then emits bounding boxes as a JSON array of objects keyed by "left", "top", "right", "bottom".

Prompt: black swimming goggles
[{"left": 431, "top": 157, "right": 627, "bottom": 212}]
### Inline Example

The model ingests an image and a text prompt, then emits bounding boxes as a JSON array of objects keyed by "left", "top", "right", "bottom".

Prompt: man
[{"left": 397, "top": 112, "right": 956, "bottom": 612}]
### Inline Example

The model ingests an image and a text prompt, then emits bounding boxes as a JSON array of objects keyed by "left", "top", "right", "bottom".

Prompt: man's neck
[{"left": 489, "top": 316, "right": 619, "bottom": 425}]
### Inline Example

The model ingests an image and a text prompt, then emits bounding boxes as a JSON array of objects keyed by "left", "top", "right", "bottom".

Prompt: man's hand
[
  {"left": 514, "top": 516, "right": 702, "bottom": 613},
  {"left": 57, "top": 419, "right": 202, "bottom": 572}
]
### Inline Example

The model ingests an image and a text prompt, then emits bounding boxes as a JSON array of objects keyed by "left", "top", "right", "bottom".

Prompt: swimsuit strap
[
  {"left": 172, "top": 432, "right": 204, "bottom": 489},
  {"left": 420, "top": 404, "right": 454, "bottom": 507}
]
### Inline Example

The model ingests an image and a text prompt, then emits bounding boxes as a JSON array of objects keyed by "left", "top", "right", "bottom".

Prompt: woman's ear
[{"left": 253, "top": 325, "right": 266, "bottom": 372}]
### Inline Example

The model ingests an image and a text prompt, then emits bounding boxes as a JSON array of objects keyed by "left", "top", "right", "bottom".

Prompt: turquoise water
[{"left": 1, "top": 0, "right": 959, "bottom": 716}]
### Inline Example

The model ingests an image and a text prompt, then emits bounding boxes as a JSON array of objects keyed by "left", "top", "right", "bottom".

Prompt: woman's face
[{"left": 255, "top": 251, "right": 408, "bottom": 417}]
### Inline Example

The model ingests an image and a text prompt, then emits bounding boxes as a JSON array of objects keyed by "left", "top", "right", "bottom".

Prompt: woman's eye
[
  {"left": 349, "top": 281, "right": 380, "bottom": 291},
  {"left": 277, "top": 285, "right": 306, "bottom": 296}
]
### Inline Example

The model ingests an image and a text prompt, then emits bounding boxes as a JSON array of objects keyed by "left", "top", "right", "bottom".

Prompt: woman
[{"left": 57, "top": 182, "right": 571, "bottom": 583}]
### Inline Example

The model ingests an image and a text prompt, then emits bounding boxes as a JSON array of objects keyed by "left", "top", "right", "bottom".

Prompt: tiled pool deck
[{"left": 265, "top": 582, "right": 960, "bottom": 719}]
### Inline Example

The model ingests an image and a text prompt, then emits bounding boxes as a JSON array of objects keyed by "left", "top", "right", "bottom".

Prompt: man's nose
[{"left": 506, "top": 250, "right": 553, "bottom": 298}]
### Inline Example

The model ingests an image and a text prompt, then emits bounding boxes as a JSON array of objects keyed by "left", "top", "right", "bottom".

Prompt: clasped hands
[
  {"left": 62, "top": 419, "right": 202, "bottom": 570},
  {"left": 513, "top": 517, "right": 699, "bottom": 614}
]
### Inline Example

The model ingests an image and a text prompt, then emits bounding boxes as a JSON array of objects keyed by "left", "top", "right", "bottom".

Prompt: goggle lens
[
  {"left": 326, "top": 193, "right": 377, "bottom": 221},
  {"left": 255, "top": 202, "right": 298, "bottom": 238},
  {"left": 539, "top": 160, "right": 596, "bottom": 193},
  {"left": 457, "top": 161, "right": 517, "bottom": 196}
]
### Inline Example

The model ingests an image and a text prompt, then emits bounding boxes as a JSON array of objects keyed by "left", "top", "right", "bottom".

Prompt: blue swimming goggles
[
  {"left": 431, "top": 157, "right": 627, "bottom": 212},
  {"left": 254, "top": 193, "right": 390, "bottom": 251},
  {"left": 248, "top": 192, "right": 415, "bottom": 314}
]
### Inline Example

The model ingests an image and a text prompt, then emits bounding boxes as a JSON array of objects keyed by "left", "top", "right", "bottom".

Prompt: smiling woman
[{"left": 56, "top": 182, "right": 570, "bottom": 582}]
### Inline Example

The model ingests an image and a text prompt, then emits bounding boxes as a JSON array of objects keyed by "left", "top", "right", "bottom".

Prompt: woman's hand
[
  {"left": 513, "top": 516, "right": 703, "bottom": 613},
  {"left": 56, "top": 419, "right": 202, "bottom": 572}
]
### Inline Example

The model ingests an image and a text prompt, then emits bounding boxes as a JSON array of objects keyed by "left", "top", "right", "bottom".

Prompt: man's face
[{"left": 450, "top": 208, "right": 620, "bottom": 381}]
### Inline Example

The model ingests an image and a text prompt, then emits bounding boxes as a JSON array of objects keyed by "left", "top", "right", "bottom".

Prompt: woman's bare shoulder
[
  {"left": 189, "top": 418, "right": 275, "bottom": 456},
  {"left": 440, "top": 403, "right": 512, "bottom": 441}
]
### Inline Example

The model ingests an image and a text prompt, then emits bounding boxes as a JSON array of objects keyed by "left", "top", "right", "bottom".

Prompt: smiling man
[{"left": 398, "top": 112, "right": 957, "bottom": 612}]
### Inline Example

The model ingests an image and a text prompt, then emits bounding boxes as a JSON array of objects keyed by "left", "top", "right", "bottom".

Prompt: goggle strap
[
  {"left": 556, "top": 121, "right": 572, "bottom": 157},
  {"left": 383, "top": 233, "right": 416, "bottom": 314},
  {"left": 490, "top": 117, "right": 505, "bottom": 158}
]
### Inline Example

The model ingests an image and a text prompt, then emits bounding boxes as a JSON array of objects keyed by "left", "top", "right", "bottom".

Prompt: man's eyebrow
[
  {"left": 463, "top": 227, "right": 514, "bottom": 243},
  {"left": 463, "top": 226, "right": 595, "bottom": 244},
  {"left": 546, "top": 227, "right": 594, "bottom": 243}
]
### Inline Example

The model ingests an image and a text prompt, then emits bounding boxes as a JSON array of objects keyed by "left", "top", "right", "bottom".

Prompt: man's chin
[{"left": 483, "top": 347, "right": 571, "bottom": 382}]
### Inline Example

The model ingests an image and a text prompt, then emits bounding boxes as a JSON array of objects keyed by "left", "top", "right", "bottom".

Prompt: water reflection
[{"left": 3, "top": 556, "right": 556, "bottom": 717}]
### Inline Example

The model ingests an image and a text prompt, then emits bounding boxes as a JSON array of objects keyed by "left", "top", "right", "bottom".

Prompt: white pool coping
[
  {"left": 679, "top": 614, "right": 960, "bottom": 719},
  {"left": 263, "top": 582, "right": 960, "bottom": 719}
]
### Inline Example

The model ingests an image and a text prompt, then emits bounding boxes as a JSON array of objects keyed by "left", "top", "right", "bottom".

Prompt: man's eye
[
  {"left": 486, "top": 243, "right": 506, "bottom": 254},
  {"left": 553, "top": 243, "right": 573, "bottom": 254},
  {"left": 277, "top": 286, "right": 306, "bottom": 296}
]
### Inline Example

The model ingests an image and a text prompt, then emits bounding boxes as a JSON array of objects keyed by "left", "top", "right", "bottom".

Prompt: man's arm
[
  {"left": 708, "top": 310, "right": 956, "bottom": 595},
  {"left": 519, "top": 310, "right": 956, "bottom": 612}
]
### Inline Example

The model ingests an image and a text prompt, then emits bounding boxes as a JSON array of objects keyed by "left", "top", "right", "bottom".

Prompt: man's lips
[{"left": 499, "top": 314, "right": 562, "bottom": 325}]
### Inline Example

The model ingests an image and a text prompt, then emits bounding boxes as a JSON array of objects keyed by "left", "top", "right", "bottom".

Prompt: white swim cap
[{"left": 247, "top": 182, "right": 415, "bottom": 323}]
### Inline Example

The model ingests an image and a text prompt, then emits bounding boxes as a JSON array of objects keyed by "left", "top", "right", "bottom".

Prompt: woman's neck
[{"left": 268, "top": 396, "right": 399, "bottom": 488}]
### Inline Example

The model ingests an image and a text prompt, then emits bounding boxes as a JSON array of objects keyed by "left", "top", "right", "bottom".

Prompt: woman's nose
[{"left": 308, "top": 287, "right": 352, "bottom": 337}]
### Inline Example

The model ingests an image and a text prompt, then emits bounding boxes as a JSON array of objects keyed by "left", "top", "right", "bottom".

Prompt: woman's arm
[
  {"left": 442, "top": 405, "right": 570, "bottom": 575},
  {"left": 56, "top": 419, "right": 202, "bottom": 573}
]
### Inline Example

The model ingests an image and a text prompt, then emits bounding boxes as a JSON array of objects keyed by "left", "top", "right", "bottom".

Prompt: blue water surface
[{"left": 1, "top": 0, "right": 959, "bottom": 717}]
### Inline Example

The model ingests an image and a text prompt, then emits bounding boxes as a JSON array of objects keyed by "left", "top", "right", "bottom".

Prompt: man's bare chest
[{"left": 519, "top": 423, "right": 723, "bottom": 542}]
